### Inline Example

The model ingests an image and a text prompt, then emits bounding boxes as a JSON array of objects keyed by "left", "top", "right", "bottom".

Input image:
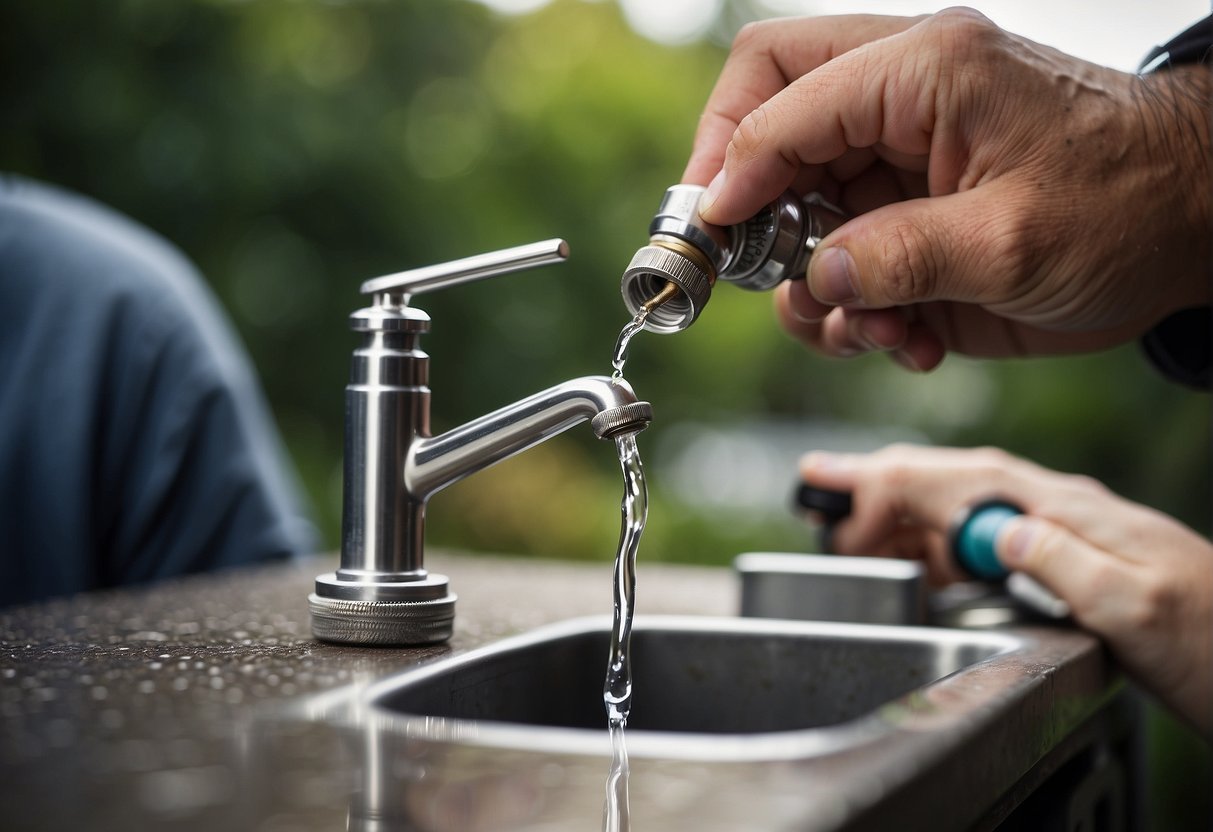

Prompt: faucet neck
[
  {"left": 405, "top": 376, "right": 645, "bottom": 502},
  {"left": 339, "top": 303, "right": 433, "bottom": 585}
]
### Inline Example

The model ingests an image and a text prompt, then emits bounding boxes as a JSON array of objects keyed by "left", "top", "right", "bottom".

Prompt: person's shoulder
[{"left": 0, "top": 175, "right": 203, "bottom": 321}]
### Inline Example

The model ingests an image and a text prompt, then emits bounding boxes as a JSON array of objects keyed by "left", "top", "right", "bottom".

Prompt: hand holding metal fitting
[{"left": 620, "top": 185, "right": 847, "bottom": 333}]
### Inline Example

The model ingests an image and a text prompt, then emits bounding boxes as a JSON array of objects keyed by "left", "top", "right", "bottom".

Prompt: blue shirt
[{"left": 0, "top": 177, "right": 317, "bottom": 606}]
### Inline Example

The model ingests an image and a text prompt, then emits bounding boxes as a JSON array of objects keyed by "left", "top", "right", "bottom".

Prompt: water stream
[
  {"left": 611, "top": 308, "right": 649, "bottom": 380},
  {"left": 602, "top": 717, "right": 631, "bottom": 832},
  {"left": 603, "top": 430, "right": 646, "bottom": 724},
  {"left": 601, "top": 408, "right": 648, "bottom": 831},
  {"left": 602, "top": 308, "right": 652, "bottom": 832}
]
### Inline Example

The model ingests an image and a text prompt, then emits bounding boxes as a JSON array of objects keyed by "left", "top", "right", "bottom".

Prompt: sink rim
[{"left": 360, "top": 614, "right": 1033, "bottom": 761}]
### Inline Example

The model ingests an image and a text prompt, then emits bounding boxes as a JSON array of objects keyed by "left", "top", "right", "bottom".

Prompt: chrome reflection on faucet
[{"left": 310, "top": 240, "right": 654, "bottom": 645}]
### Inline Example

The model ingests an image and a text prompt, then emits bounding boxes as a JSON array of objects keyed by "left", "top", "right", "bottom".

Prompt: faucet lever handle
[{"left": 360, "top": 238, "right": 570, "bottom": 302}]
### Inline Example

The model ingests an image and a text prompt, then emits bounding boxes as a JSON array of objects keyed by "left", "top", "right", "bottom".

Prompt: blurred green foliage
[{"left": 2, "top": 0, "right": 1207, "bottom": 569}]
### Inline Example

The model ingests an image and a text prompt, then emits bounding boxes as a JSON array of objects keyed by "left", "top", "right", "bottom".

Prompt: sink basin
[
  {"left": 340, "top": 613, "right": 1118, "bottom": 829},
  {"left": 366, "top": 615, "right": 1025, "bottom": 759}
]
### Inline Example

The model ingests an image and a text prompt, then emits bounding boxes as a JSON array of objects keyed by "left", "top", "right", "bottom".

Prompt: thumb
[
  {"left": 808, "top": 187, "right": 1021, "bottom": 309},
  {"left": 998, "top": 515, "right": 1136, "bottom": 630}
]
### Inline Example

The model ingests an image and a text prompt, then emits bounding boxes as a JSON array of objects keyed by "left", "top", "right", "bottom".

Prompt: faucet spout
[{"left": 406, "top": 376, "right": 650, "bottom": 501}]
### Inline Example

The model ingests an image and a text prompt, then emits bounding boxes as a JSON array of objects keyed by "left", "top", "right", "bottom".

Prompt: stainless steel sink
[
  {"left": 366, "top": 615, "right": 1025, "bottom": 759},
  {"left": 338, "top": 611, "right": 1122, "bottom": 829}
]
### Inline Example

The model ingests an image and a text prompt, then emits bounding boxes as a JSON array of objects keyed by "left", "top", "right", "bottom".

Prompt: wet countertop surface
[
  {"left": 0, "top": 553, "right": 1115, "bottom": 831},
  {"left": 0, "top": 553, "right": 736, "bottom": 831}
]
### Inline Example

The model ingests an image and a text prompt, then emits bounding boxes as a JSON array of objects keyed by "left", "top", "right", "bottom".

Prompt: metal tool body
[{"left": 311, "top": 240, "right": 653, "bottom": 645}]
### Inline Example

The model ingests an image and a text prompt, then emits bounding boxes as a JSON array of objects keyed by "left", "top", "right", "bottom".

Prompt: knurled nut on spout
[{"left": 591, "top": 401, "right": 655, "bottom": 439}]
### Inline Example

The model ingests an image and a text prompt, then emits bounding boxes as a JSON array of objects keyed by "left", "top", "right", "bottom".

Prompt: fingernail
[
  {"left": 855, "top": 332, "right": 881, "bottom": 351},
  {"left": 891, "top": 349, "right": 923, "bottom": 372},
  {"left": 787, "top": 279, "right": 823, "bottom": 323},
  {"left": 1001, "top": 518, "right": 1036, "bottom": 567},
  {"left": 810, "top": 247, "right": 859, "bottom": 305},
  {"left": 800, "top": 451, "right": 859, "bottom": 477},
  {"left": 847, "top": 317, "right": 882, "bottom": 351},
  {"left": 698, "top": 169, "right": 726, "bottom": 218},
  {"left": 800, "top": 451, "right": 838, "bottom": 471}
]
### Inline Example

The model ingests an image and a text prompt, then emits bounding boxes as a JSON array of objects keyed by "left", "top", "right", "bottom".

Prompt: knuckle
[
  {"left": 874, "top": 442, "right": 921, "bottom": 465},
  {"left": 877, "top": 461, "right": 916, "bottom": 493},
  {"left": 731, "top": 105, "right": 774, "bottom": 160},
  {"left": 731, "top": 20, "right": 769, "bottom": 53},
  {"left": 880, "top": 221, "right": 938, "bottom": 304},
  {"left": 971, "top": 446, "right": 1045, "bottom": 493},
  {"left": 968, "top": 452, "right": 1016, "bottom": 493},
  {"left": 1021, "top": 523, "right": 1066, "bottom": 571},
  {"left": 1081, "top": 560, "right": 1119, "bottom": 596},
  {"left": 933, "top": 6, "right": 993, "bottom": 25},
  {"left": 970, "top": 445, "right": 1013, "bottom": 468},
  {"left": 1121, "top": 574, "right": 1175, "bottom": 631},
  {"left": 1064, "top": 473, "right": 1109, "bottom": 498},
  {"left": 986, "top": 194, "right": 1045, "bottom": 297},
  {"left": 929, "top": 7, "right": 997, "bottom": 43},
  {"left": 921, "top": 8, "right": 1005, "bottom": 88}
]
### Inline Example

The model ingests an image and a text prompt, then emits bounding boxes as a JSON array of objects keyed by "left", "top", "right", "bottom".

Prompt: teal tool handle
[{"left": 948, "top": 500, "right": 1021, "bottom": 581}]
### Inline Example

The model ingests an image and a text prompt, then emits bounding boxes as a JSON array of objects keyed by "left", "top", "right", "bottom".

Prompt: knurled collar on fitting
[{"left": 620, "top": 244, "right": 713, "bottom": 333}]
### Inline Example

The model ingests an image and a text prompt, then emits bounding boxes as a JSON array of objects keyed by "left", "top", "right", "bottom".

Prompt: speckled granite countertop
[
  {"left": 1, "top": 553, "right": 1121, "bottom": 832},
  {"left": 0, "top": 552, "right": 737, "bottom": 831}
]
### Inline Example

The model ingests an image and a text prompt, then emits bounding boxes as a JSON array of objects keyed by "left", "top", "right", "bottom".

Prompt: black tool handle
[
  {"left": 792, "top": 483, "right": 853, "bottom": 523},
  {"left": 792, "top": 484, "right": 852, "bottom": 553}
]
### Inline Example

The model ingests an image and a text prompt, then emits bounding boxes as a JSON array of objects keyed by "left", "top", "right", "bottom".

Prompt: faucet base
[{"left": 310, "top": 572, "right": 456, "bottom": 645}]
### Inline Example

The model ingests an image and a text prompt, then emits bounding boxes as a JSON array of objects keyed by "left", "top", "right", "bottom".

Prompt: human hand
[
  {"left": 800, "top": 443, "right": 1213, "bottom": 735},
  {"left": 684, "top": 10, "right": 1212, "bottom": 371}
]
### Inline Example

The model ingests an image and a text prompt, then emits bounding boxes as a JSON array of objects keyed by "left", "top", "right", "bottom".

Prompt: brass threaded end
[{"left": 641, "top": 281, "right": 682, "bottom": 312}]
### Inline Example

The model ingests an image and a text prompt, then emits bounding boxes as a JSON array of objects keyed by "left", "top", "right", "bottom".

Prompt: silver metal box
[{"left": 736, "top": 552, "right": 928, "bottom": 625}]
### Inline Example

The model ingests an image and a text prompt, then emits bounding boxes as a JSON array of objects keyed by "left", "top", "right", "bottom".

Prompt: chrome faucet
[{"left": 310, "top": 240, "right": 653, "bottom": 646}]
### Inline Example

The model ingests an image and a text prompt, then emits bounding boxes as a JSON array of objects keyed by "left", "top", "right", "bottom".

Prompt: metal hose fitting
[{"left": 620, "top": 185, "right": 847, "bottom": 333}]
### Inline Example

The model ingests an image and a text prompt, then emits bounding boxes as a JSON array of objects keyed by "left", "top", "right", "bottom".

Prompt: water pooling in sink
[{"left": 604, "top": 315, "right": 651, "bottom": 832}]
